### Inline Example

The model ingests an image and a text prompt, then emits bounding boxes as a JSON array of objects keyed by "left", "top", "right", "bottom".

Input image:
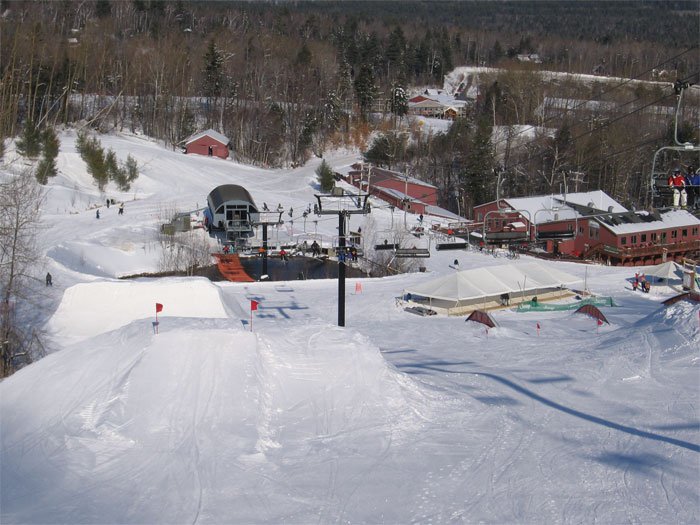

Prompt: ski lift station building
[{"left": 205, "top": 185, "right": 258, "bottom": 242}]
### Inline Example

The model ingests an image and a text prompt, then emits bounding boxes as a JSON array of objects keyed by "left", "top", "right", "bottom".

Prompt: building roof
[
  {"left": 595, "top": 208, "right": 700, "bottom": 235},
  {"left": 186, "top": 129, "right": 230, "bottom": 146},
  {"left": 408, "top": 90, "right": 469, "bottom": 109},
  {"left": 423, "top": 205, "right": 464, "bottom": 221},
  {"left": 374, "top": 186, "right": 423, "bottom": 204},
  {"left": 367, "top": 166, "right": 438, "bottom": 189},
  {"left": 494, "top": 191, "right": 627, "bottom": 225},
  {"left": 207, "top": 185, "right": 257, "bottom": 210}
]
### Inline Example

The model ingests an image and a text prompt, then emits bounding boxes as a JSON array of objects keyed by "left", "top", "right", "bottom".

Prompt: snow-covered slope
[{"left": 1, "top": 131, "right": 698, "bottom": 523}]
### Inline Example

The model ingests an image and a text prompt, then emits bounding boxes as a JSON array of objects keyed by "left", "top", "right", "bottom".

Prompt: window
[
  {"left": 631, "top": 235, "right": 637, "bottom": 244},
  {"left": 578, "top": 226, "right": 584, "bottom": 234},
  {"left": 682, "top": 229, "right": 688, "bottom": 237},
  {"left": 693, "top": 228, "right": 698, "bottom": 236},
  {"left": 641, "top": 234, "right": 646, "bottom": 242},
  {"left": 621, "top": 237, "right": 627, "bottom": 245},
  {"left": 477, "top": 213, "right": 483, "bottom": 221},
  {"left": 661, "top": 232, "right": 667, "bottom": 242},
  {"left": 671, "top": 230, "right": 678, "bottom": 239},
  {"left": 651, "top": 233, "right": 657, "bottom": 242}
]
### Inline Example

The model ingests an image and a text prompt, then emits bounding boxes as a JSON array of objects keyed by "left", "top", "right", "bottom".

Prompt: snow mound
[
  {"left": 46, "top": 278, "right": 229, "bottom": 344},
  {"left": 1, "top": 318, "right": 432, "bottom": 523}
]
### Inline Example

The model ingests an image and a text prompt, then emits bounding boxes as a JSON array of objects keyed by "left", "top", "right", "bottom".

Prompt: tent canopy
[
  {"left": 644, "top": 261, "right": 682, "bottom": 280},
  {"left": 405, "top": 262, "right": 581, "bottom": 304}
]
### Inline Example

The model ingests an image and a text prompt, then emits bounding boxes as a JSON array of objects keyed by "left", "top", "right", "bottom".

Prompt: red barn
[{"left": 184, "top": 129, "right": 230, "bottom": 159}]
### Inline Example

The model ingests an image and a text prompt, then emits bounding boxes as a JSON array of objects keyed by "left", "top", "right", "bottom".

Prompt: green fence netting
[{"left": 516, "top": 296, "right": 615, "bottom": 312}]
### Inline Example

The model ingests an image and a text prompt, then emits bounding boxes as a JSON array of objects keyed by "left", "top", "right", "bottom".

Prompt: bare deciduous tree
[{"left": 0, "top": 169, "right": 44, "bottom": 377}]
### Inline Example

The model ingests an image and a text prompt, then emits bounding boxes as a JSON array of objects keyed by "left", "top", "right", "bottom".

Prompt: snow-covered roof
[
  {"left": 409, "top": 90, "right": 468, "bottom": 109},
  {"left": 185, "top": 129, "right": 230, "bottom": 146},
  {"left": 598, "top": 209, "right": 700, "bottom": 235},
  {"left": 499, "top": 191, "right": 626, "bottom": 225},
  {"left": 374, "top": 186, "right": 422, "bottom": 203},
  {"left": 561, "top": 191, "right": 627, "bottom": 213},
  {"left": 424, "top": 205, "right": 464, "bottom": 221}
]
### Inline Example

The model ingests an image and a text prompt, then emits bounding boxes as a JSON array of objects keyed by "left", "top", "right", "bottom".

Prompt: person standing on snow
[
  {"left": 118, "top": 202, "right": 124, "bottom": 215},
  {"left": 96, "top": 209, "right": 100, "bottom": 219},
  {"left": 46, "top": 272, "right": 52, "bottom": 286}
]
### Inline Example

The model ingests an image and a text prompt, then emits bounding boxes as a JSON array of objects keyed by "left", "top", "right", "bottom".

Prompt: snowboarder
[
  {"left": 106, "top": 199, "right": 110, "bottom": 208},
  {"left": 279, "top": 248, "right": 288, "bottom": 262},
  {"left": 46, "top": 272, "right": 52, "bottom": 286},
  {"left": 96, "top": 209, "right": 100, "bottom": 219},
  {"left": 118, "top": 202, "right": 124, "bottom": 215}
]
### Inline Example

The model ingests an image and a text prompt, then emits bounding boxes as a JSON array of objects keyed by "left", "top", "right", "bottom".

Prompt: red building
[
  {"left": 473, "top": 191, "right": 700, "bottom": 266},
  {"left": 184, "top": 129, "right": 230, "bottom": 159},
  {"left": 344, "top": 164, "right": 437, "bottom": 205}
]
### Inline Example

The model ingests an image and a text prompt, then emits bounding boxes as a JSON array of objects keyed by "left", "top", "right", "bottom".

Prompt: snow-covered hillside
[{"left": 1, "top": 132, "right": 698, "bottom": 524}]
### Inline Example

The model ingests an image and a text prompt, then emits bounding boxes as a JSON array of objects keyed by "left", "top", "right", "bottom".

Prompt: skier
[
  {"left": 118, "top": 202, "right": 124, "bottom": 215},
  {"left": 46, "top": 272, "right": 52, "bottom": 286},
  {"left": 96, "top": 209, "right": 100, "bottom": 219}
]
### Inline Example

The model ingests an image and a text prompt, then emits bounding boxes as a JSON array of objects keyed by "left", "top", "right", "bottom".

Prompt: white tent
[
  {"left": 403, "top": 262, "right": 581, "bottom": 315},
  {"left": 644, "top": 261, "right": 682, "bottom": 281}
]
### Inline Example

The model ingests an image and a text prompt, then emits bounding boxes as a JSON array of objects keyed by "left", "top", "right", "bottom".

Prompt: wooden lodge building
[{"left": 473, "top": 191, "right": 700, "bottom": 266}]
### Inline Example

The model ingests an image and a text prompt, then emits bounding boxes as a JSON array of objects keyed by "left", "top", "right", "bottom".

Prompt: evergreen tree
[
  {"left": 76, "top": 132, "right": 109, "bottom": 190},
  {"left": 296, "top": 43, "right": 312, "bottom": 66},
  {"left": 390, "top": 83, "right": 408, "bottom": 121},
  {"left": 354, "top": 64, "right": 377, "bottom": 120},
  {"left": 125, "top": 155, "right": 139, "bottom": 184},
  {"left": 460, "top": 117, "right": 495, "bottom": 214},
  {"left": 16, "top": 121, "right": 42, "bottom": 158},
  {"left": 35, "top": 128, "right": 59, "bottom": 184},
  {"left": 316, "top": 159, "right": 334, "bottom": 192},
  {"left": 95, "top": 0, "right": 111, "bottom": 18},
  {"left": 386, "top": 26, "right": 406, "bottom": 78},
  {"left": 202, "top": 40, "right": 225, "bottom": 99}
]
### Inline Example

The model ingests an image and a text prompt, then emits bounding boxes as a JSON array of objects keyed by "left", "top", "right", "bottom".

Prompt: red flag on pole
[
  {"left": 250, "top": 300, "right": 259, "bottom": 332},
  {"left": 154, "top": 303, "right": 163, "bottom": 335}
]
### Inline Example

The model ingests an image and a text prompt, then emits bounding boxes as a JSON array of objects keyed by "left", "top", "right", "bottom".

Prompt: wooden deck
[{"left": 213, "top": 254, "right": 255, "bottom": 282}]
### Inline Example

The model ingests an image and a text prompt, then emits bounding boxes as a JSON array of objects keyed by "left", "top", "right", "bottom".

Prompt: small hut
[{"left": 184, "top": 129, "right": 230, "bottom": 159}]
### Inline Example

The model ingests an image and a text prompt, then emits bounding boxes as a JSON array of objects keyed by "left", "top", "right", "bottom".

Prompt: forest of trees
[{"left": 0, "top": 0, "right": 698, "bottom": 214}]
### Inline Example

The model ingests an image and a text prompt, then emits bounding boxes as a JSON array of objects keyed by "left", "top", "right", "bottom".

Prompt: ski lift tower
[
  {"left": 249, "top": 210, "right": 284, "bottom": 278},
  {"left": 315, "top": 191, "right": 370, "bottom": 327}
]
